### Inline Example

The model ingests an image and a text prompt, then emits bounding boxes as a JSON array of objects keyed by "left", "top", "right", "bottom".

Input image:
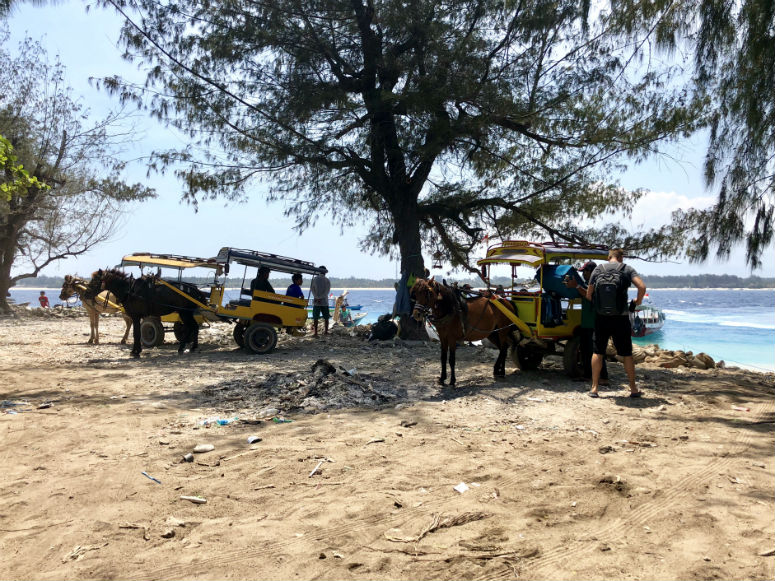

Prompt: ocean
[{"left": 8, "top": 287, "right": 774, "bottom": 372}]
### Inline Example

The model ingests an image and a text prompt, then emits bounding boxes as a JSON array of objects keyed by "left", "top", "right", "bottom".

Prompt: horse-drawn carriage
[
  {"left": 108, "top": 247, "right": 327, "bottom": 356},
  {"left": 476, "top": 240, "right": 611, "bottom": 375},
  {"left": 410, "top": 241, "right": 610, "bottom": 384}
]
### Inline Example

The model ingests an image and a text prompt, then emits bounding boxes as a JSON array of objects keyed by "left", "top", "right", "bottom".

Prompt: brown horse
[
  {"left": 59, "top": 274, "right": 132, "bottom": 345},
  {"left": 410, "top": 278, "right": 517, "bottom": 385}
]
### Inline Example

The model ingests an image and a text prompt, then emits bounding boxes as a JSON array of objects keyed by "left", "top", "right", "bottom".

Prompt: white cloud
[{"left": 626, "top": 190, "right": 716, "bottom": 230}]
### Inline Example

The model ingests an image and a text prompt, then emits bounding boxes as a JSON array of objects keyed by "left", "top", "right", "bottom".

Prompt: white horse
[{"left": 59, "top": 274, "right": 132, "bottom": 344}]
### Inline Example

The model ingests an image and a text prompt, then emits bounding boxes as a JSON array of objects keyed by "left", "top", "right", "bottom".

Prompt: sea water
[{"left": 9, "top": 287, "right": 774, "bottom": 372}]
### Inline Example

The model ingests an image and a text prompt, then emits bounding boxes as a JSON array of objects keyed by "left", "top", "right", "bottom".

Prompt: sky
[{"left": 5, "top": 2, "right": 774, "bottom": 281}]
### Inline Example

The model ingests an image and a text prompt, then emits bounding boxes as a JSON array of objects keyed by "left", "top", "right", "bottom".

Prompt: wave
[
  {"left": 719, "top": 321, "right": 775, "bottom": 330},
  {"left": 662, "top": 308, "right": 775, "bottom": 329}
]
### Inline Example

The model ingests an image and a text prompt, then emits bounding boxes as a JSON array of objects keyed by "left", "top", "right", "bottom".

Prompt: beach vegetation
[{"left": 0, "top": 30, "right": 155, "bottom": 313}]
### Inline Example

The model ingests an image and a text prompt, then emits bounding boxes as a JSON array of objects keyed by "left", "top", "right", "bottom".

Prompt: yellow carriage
[
  {"left": 120, "top": 248, "right": 327, "bottom": 354},
  {"left": 476, "top": 241, "right": 610, "bottom": 375}
]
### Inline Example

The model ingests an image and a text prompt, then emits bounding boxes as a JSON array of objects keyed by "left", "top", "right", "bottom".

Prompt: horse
[
  {"left": 410, "top": 278, "right": 517, "bottom": 386},
  {"left": 98, "top": 269, "right": 205, "bottom": 358},
  {"left": 59, "top": 274, "right": 133, "bottom": 345}
]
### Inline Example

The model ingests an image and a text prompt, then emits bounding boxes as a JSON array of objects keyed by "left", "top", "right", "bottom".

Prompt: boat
[
  {"left": 343, "top": 312, "right": 368, "bottom": 327},
  {"left": 630, "top": 297, "right": 665, "bottom": 337},
  {"left": 306, "top": 295, "right": 362, "bottom": 312}
]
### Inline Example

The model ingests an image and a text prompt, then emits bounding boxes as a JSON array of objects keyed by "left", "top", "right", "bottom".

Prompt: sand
[{"left": 1, "top": 308, "right": 773, "bottom": 581}]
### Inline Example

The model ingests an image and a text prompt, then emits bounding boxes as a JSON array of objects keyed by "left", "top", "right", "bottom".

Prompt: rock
[
  {"left": 696, "top": 352, "right": 716, "bottom": 368},
  {"left": 166, "top": 516, "right": 186, "bottom": 527},
  {"left": 182, "top": 453, "right": 194, "bottom": 463},
  {"left": 598, "top": 445, "right": 615, "bottom": 454},
  {"left": 258, "top": 408, "right": 279, "bottom": 418},
  {"left": 658, "top": 357, "right": 686, "bottom": 369},
  {"left": 160, "top": 528, "right": 176, "bottom": 538},
  {"left": 193, "top": 444, "right": 214, "bottom": 454}
]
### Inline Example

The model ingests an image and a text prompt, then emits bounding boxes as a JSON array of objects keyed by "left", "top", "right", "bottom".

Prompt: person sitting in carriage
[
  {"left": 285, "top": 273, "right": 304, "bottom": 299},
  {"left": 250, "top": 266, "right": 275, "bottom": 294}
]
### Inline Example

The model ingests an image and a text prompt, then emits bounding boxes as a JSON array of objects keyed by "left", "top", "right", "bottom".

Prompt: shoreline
[{"left": 10, "top": 285, "right": 775, "bottom": 292}]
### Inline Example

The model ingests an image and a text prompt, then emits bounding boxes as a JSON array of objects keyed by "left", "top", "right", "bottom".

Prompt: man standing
[
  {"left": 586, "top": 249, "right": 646, "bottom": 398},
  {"left": 564, "top": 261, "right": 608, "bottom": 384},
  {"left": 309, "top": 266, "right": 331, "bottom": 336}
]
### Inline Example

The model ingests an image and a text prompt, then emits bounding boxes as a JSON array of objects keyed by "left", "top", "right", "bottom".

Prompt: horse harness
[
  {"left": 422, "top": 281, "right": 515, "bottom": 337},
  {"left": 69, "top": 277, "right": 121, "bottom": 311}
]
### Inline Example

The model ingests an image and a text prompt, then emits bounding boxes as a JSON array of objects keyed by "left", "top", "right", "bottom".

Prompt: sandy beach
[{"left": 1, "top": 307, "right": 773, "bottom": 581}]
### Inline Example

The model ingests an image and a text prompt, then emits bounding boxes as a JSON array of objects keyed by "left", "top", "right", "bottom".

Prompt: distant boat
[{"left": 630, "top": 298, "right": 665, "bottom": 337}]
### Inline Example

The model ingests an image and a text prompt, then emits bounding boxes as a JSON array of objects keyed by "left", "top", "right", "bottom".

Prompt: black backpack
[{"left": 593, "top": 263, "right": 628, "bottom": 316}]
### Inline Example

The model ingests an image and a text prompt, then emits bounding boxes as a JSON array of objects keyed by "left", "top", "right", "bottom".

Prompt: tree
[
  {"left": 0, "top": 31, "right": 155, "bottom": 313},
  {"left": 99, "top": 1, "right": 703, "bottom": 290},
  {"left": 0, "top": 0, "right": 49, "bottom": 17},
  {"left": 606, "top": 0, "right": 774, "bottom": 270}
]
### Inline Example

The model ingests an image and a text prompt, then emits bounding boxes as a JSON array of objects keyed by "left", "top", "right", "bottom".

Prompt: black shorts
[
  {"left": 312, "top": 306, "right": 330, "bottom": 320},
  {"left": 593, "top": 315, "right": 632, "bottom": 357}
]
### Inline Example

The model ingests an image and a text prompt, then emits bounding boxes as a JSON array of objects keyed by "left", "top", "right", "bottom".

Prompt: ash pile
[{"left": 199, "top": 358, "right": 408, "bottom": 415}]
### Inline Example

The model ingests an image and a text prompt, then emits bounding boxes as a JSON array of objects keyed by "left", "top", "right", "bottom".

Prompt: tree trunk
[
  {"left": 0, "top": 232, "right": 17, "bottom": 314},
  {"left": 391, "top": 196, "right": 428, "bottom": 340},
  {"left": 0, "top": 264, "right": 14, "bottom": 315}
]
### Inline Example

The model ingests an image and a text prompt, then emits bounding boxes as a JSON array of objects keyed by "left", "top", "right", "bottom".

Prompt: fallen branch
[{"left": 385, "top": 512, "right": 491, "bottom": 543}]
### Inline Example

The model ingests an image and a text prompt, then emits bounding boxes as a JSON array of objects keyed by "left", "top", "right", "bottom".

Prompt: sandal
[
  {"left": 587, "top": 392, "right": 600, "bottom": 398},
  {"left": 629, "top": 391, "right": 643, "bottom": 398}
]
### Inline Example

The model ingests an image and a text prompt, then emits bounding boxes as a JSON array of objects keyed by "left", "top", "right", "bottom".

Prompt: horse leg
[
  {"left": 130, "top": 314, "right": 142, "bottom": 357},
  {"left": 489, "top": 332, "right": 507, "bottom": 377},
  {"left": 449, "top": 344, "right": 457, "bottom": 386},
  {"left": 121, "top": 314, "right": 131, "bottom": 344},
  {"left": 438, "top": 339, "right": 448, "bottom": 385},
  {"left": 190, "top": 315, "right": 199, "bottom": 352},
  {"left": 178, "top": 312, "right": 198, "bottom": 353},
  {"left": 86, "top": 304, "right": 97, "bottom": 344}
]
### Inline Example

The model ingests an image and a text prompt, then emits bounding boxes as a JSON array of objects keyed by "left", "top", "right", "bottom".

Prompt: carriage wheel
[
  {"left": 140, "top": 317, "right": 165, "bottom": 348},
  {"left": 233, "top": 323, "right": 247, "bottom": 348},
  {"left": 244, "top": 323, "right": 277, "bottom": 355},
  {"left": 563, "top": 336, "right": 583, "bottom": 377},
  {"left": 513, "top": 345, "right": 543, "bottom": 371}
]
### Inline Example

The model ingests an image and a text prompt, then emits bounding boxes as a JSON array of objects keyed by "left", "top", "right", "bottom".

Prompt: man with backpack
[{"left": 586, "top": 249, "right": 646, "bottom": 398}]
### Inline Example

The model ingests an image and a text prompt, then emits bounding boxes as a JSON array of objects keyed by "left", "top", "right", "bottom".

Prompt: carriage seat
[{"left": 227, "top": 288, "right": 253, "bottom": 307}]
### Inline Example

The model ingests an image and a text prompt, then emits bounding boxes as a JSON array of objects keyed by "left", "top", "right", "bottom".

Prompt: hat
[
  {"left": 581, "top": 261, "right": 597, "bottom": 272},
  {"left": 318, "top": 265, "right": 328, "bottom": 273}
]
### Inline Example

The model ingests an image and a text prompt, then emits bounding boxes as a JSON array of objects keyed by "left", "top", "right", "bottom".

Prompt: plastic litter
[
  {"left": 453, "top": 482, "right": 470, "bottom": 494},
  {"left": 141, "top": 471, "right": 162, "bottom": 484},
  {"left": 731, "top": 405, "right": 750, "bottom": 412},
  {"left": 180, "top": 495, "right": 207, "bottom": 504},
  {"left": 247, "top": 435, "right": 262, "bottom": 444},
  {"left": 272, "top": 417, "right": 293, "bottom": 424},
  {"left": 200, "top": 416, "right": 239, "bottom": 426}
]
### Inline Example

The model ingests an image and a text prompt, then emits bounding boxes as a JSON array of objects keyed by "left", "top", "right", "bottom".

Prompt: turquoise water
[{"left": 9, "top": 287, "right": 774, "bottom": 372}]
